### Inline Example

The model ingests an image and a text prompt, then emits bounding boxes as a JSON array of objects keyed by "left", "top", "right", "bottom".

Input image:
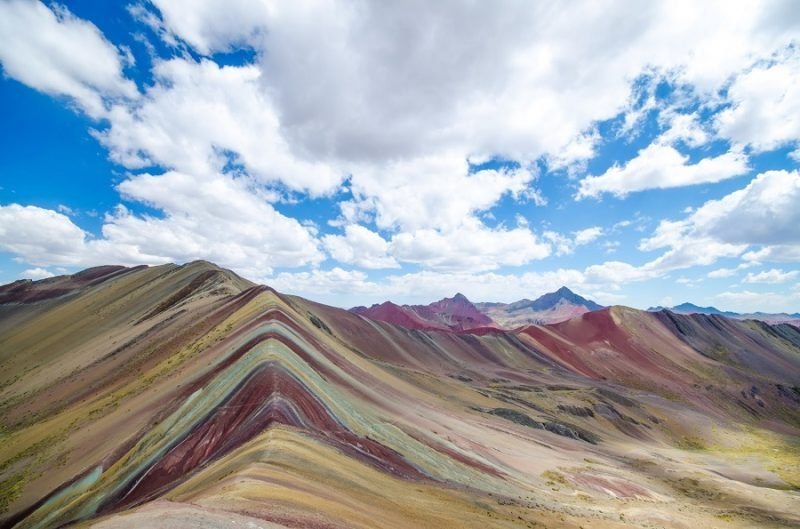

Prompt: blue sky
[{"left": 0, "top": 0, "right": 799, "bottom": 311}]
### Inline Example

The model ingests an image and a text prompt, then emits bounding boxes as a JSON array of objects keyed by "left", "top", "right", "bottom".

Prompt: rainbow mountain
[{"left": 1, "top": 261, "right": 799, "bottom": 529}]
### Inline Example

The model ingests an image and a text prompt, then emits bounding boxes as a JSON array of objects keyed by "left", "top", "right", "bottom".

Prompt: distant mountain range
[
  {"left": 475, "top": 286, "right": 603, "bottom": 326},
  {"left": 648, "top": 302, "right": 800, "bottom": 324},
  {"left": 352, "top": 289, "right": 800, "bottom": 331},
  {"left": 352, "top": 286, "right": 604, "bottom": 329},
  {"left": 351, "top": 292, "right": 495, "bottom": 331}
]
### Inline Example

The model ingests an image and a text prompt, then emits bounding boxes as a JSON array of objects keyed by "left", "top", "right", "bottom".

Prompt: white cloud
[
  {"left": 676, "top": 276, "right": 702, "bottom": 286},
  {"left": 658, "top": 111, "right": 709, "bottom": 147},
  {"left": 146, "top": 0, "right": 269, "bottom": 55},
  {"left": 743, "top": 245, "right": 800, "bottom": 263},
  {"left": 543, "top": 231, "right": 573, "bottom": 256},
  {"left": 0, "top": 0, "right": 137, "bottom": 117},
  {"left": 574, "top": 226, "right": 604, "bottom": 245},
  {"left": 716, "top": 49, "right": 800, "bottom": 153},
  {"left": 687, "top": 170, "right": 800, "bottom": 246},
  {"left": 130, "top": 0, "right": 798, "bottom": 244},
  {"left": 4, "top": 0, "right": 800, "bottom": 307},
  {"left": 562, "top": 170, "right": 800, "bottom": 290},
  {"left": 99, "top": 58, "right": 342, "bottom": 196},
  {"left": 577, "top": 143, "right": 749, "bottom": 199},
  {"left": 21, "top": 267, "right": 55, "bottom": 280},
  {"left": 324, "top": 216, "right": 553, "bottom": 273},
  {"left": 602, "top": 240, "right": 621, "bottom": 254},
  {"left": 708, "top": 268, "right": 737, "bottom": 279},
  {"left": 584, "top": 260, "right": 661, "bottom": 284},
  {"left": 268, "top": 267, "right": 376, "bottom": 299},
  {"left": 743, "top": 268, "right": 799, "bottom": 284},
  {"left": 390, "top": 218, "right": 550, "bottom": 272},
  {"left": 141, "top": 0, "right": 799, "bottom": 166},
  {"left": 640, "top": 228, "right": 747, "bottom": 270},
  {"left": 639, "top": 170, "right": 800, "bottom": 272},
  {"left": 708, "top": 263, "right": 756, "bottom": 278},
  {"left": 544, "top": 226, "right": 603, "bottom": 256},
  {"left": 545, "top": 129, "right": 600, "bottom": 174},
  {"left": 715, "top": 290, "right": 800, "bottom": 313},
  {"left": 0, "top": 172, "right": 323, "bottom": 278},
  {"left": 108, "top": 171, "right": 324, "bottom": 276},
  {"left": 322, "top": 225, "right": 398, "bottom": 269},
  {"left": 341, "top": 155, "right": 537, "bottom": 232},
  {"left": 0, "top": 204, "right": 88, "bottom": 266}
]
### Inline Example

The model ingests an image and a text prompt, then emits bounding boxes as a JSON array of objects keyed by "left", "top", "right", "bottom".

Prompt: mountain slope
[
  {"left": 1, "top": 264, "right": 799, "bottom": 529},
  {"left": 476, "top": 286, "right": 604, "bottom": 326}
]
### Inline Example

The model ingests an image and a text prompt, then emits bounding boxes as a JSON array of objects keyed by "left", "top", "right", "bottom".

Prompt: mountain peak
[
  {"left": 476, "top": 286, "right": 604, "bottom": 326},
  {"left": 529, "top": 286, "right": 603, "bottom": 312},
  {"left": 669, "top": 302, "right": 738, "bottom": 317},
  {"left": 555, "top": 286, "right": 575, "bottom": 296},
  {"left": 351, "top": 292, "right": 494, "bottom": 331}
]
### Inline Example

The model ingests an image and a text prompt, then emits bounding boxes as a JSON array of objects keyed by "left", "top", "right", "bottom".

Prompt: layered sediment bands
[
  {"left": 5, "top": 280, "right": 515, "bottom": 528},
  {"left": 2, "top": 263, "right": 800, "bottom": 529},
  {"left": 112, "top": 363, "right": 428, "bottom": 511}
]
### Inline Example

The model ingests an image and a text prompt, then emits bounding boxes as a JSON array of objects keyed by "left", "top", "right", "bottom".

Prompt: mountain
[
  {"left": 351, "top": 292, "right": 495, "bottom": 331},
  {"left": 650, "top": 302, "right": 800, "bottom": 324},
  {"left": 651, "top": 302, "right": 738, "bottom": 317},
  {"left": 2, "top": 263, "right": 800, "bottom": 529},
  {"left": 475, "top": 286, "right": 604, "bottom": 326}
]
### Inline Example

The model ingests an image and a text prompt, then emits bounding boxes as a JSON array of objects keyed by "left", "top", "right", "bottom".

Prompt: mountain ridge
[
  {"left": 475, "top": 286, "right": 604, "bottom": 326},
  {"left": 2, "top": 263, "right": 800, "bottom": 528},
  {"left": 351, "top": 292, "right": 495, "bottom": 331},
  {"left": 649, "top": 301, "right": 800, "bottom": 324}
]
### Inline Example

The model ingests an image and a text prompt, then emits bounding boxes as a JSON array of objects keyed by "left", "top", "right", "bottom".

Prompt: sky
[{"left": 0, "top": 0, "right": 799, "bottom": 312}]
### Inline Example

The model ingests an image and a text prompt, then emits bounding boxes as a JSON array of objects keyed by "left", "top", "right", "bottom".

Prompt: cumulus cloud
[
  {"left": 658, "top": 111, "right": 709, "bottom": 148},
  {"left": 574, "top": 226, "right": 604, "bottom": 245},
  {"left": 124, "top": 0, "right": 800, "bottom": 247},
  {"left": 21, "top": 267, "right": 55, "bottom": 280},
  {"left": 108, "top": 171, "right": 324, "bottom": 275},
  {"left": 552, "top": 170, "right": 800, "bottom": 290},
  {"left": 322, "top": 225, "right": 398, "bottom": 269},
  {"left": 583, "top": 260, "right": 662, "bottom": 284},
  {"left": 686, "top": 170, "right": 800, "bottom": 247},
  {"left": 144, "top": 0, "right": 269, "bottom": 54},
  {"left": 715, "top": 289, "right": 800, "bottom": 314},
  {"left": 0, "top": 172, "right": 323, "bottom": 278},
  {"left": 0, "top": 204, "right": 89, "bottom": 266},
  {"left": 0, "top": 0, "right": 137, "bottom": 117},
  {"left": 141, "top": 0, "right": 800, "bottom": 165},
  {"left": 3, "top": 0, "right": 800, "bottom": 306},
  {"left": 341, "top": 155, "right": 538, "bottom": 232},
  {"left": 743, "top": 245, "right": 800, "bottom": 263},
  {"left": 707, "top": 263, "right": 754, "bottom": 278},
  {"left": 716, "top": 49, "right": 800, "bottom": 153},
  {"left": 544, "top": 227, "right": 604, "bottom": 256},
  {"left": 389, "top": 218, "right": 551, "bottom": 272},
  {"left": 640, "top": 170, "right": 800, "bottom": 269},
  {"left": 743, "top": 268, "right": 799, "bottom": 284},
  {"left": 268, "top": 267, "right": 376, "bottom": 301},
  {"left": 577, "top": 144, "right": 749, "bottom": 199},
  {"left": 99, "top": 58, "right": 342, "bottom": 196}
]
